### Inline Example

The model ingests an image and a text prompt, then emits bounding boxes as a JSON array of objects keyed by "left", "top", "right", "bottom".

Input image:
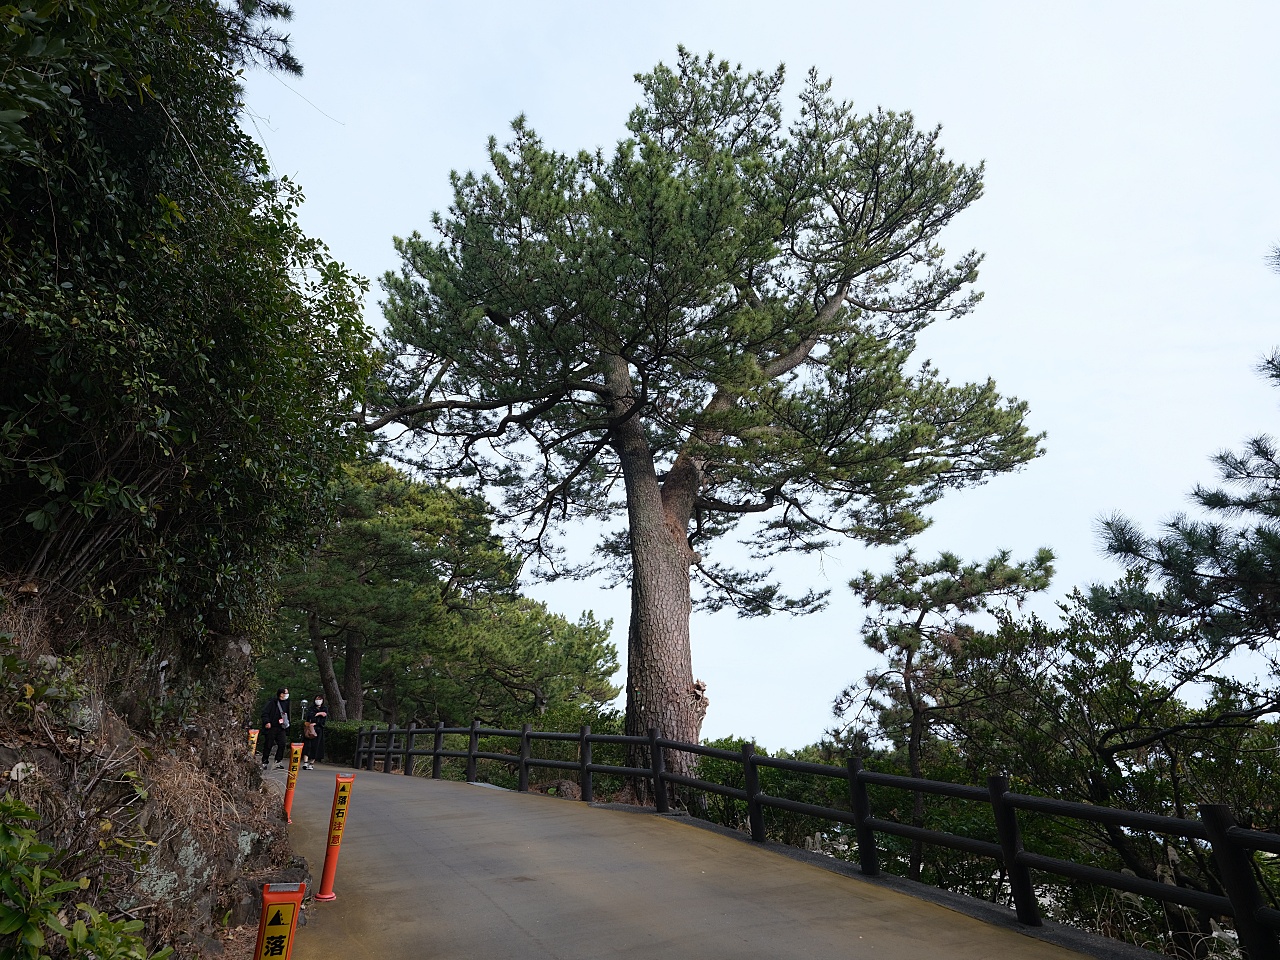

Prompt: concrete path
[{"left": 281, "top": 767, "right": 1095, "bottom": 960}]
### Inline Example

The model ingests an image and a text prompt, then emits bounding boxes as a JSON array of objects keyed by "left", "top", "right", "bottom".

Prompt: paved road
[{"left": 280, "top": 767, "right": 1097, "bottom": 960}]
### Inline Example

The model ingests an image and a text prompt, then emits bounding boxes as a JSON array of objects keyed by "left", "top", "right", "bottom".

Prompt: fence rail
[{"left": 353, "top": 722, "right": 1280, "bottom": 960}]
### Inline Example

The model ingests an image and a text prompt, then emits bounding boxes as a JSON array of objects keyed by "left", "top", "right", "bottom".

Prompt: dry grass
[
  {"left": 144, "top": 752, "right": 239, "bottom": 845},
  {"left": 215, "top": 924, "right": 263, "bottom": 960}
]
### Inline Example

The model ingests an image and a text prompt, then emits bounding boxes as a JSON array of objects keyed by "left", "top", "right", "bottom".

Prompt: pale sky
[{"left": 242, "top": 1, "right": 1280, "bottom": 748}]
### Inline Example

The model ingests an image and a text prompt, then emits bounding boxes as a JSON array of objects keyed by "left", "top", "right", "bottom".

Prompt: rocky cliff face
[{"left": 0, "top": 593, "right": 305, "bottom": 958}]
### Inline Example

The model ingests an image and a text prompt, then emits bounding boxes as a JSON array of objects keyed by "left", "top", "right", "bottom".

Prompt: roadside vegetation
[
  {"left": 2, "top": 0, "right": 367, "bottom": 954},
  {"left": 3, "top": 3, "right": 1276, "bottom": 958}
]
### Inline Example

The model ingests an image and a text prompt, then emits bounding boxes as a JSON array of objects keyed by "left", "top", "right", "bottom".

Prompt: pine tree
[{"left": 374, "top": 49, "right": 1042, "bottom": 766}]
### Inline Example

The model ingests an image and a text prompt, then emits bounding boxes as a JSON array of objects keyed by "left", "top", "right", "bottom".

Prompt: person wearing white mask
[
  {"left": 302, "top": 694, "right": 329, "bottom": 769},
  {"left": 259, "top": 687, "right": 290, "bottom": 769}
]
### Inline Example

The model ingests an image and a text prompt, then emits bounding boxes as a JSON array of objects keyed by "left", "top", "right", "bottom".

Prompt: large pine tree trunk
[
  {"left": 607, "top": 356, "right": 707, "bottom": 800},
  {"left": 307, "top": 611, "right": 348, "bottom": 721},
  {"left": 623, "top": 495, "right": 703, "bottom": 767},
  {"left": 341, "top": 628, "right": 364, "bottom": 721}
]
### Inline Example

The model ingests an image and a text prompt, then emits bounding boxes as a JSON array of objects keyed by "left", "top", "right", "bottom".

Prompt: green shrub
[
  {"left": 0, "top": 635, "right": 85, "bottom": 728},
  {"left": 692, "top": 737, "right": 854, "bottom": 848},
  {"left": 322, "top": 720, "right": 374, "bottom": 767},
  {"left": 0, "top": 796, "right": 171, "bottom": 960}
]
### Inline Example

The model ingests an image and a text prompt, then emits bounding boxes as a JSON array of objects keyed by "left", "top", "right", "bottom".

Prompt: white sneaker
[{"left": 274, "top": 762, "right": 285, "bottom": 769}]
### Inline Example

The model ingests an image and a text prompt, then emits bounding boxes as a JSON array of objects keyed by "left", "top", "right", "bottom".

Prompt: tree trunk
[
  {"left": 905, "top": 649, "right": 926, "bottom": 882},
  {"left": 606, "top": 355, "right": 707, "bottom": 801},
  {"left": 341, "top": 628, "right": 364, "bottom": 721},
  {"left": 307, "top": 611, "right": 348, "bottom": 721},
  {"left": 382, "top": 649, "right": 398, "bottom": 726},
  {"left": 622, "top": 507, "right": 702, "bottom": 771}
]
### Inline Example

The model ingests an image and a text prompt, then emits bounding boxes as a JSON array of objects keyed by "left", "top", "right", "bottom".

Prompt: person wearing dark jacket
[
  {"left": 302, "top": 694, "right": 329, "bottom": 769},
  {"left": 259, "top": 687, "right": 290, "bottom": 769}
]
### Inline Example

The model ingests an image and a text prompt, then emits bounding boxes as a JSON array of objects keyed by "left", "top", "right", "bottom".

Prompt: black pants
[
  {"left": 303, "top": 728, "right": 326, "bottom": 763},
  {"left": 260, "top": 724, "right": 288, "bottom": 764}
]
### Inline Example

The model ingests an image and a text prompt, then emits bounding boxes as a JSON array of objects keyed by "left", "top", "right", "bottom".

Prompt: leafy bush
[
  {"left": 1, "top": 0, "right": 372, "bottom": 641},
  {"left": 0, "top": 797, "right": 171, "bottom": 960},
  {"left": 0, "top": 634, "right": 85, "bottom": 726},
  {"left": 320, "top": 720, "right": 371, "bottom": 768}
]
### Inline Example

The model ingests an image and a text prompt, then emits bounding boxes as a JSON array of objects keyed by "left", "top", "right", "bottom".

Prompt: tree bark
[
  {"left": 381, "top": 649, "right": 398, "bottom": 726},
  {"left": 307, "top": 611, "right": 348, "bottom": 721},
  {"left": 341, "top": 627, "right": 364, "bottom": 721},
  {"left": 905, "top": 648, "right": 926, "bottom": 882},
  {"left": 605, "top": 355, "right": 708, "bottom": 800}
]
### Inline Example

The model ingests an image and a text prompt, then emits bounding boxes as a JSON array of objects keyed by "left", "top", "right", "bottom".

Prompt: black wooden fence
[{"left": 353, "top": 722, "right": 1280, "bottom": 960}]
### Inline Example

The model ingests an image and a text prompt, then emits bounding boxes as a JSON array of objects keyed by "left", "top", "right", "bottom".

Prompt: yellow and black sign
[
  {"left": 316, "top": 774, "right": 355, "bottom": 901},
  {"left": 258, "top": 903, "right": 294, "bottom": 959},
  {"left": 328, "top": 776, "right": 353, "bottom": 846},
  {"left": 286, "top": 742, "right": 303, "bottom": 788},
  {"left": 254, "top": 884, "right": 304, "bottom": 960}
]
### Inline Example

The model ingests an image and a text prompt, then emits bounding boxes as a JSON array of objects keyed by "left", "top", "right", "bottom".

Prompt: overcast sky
[{"left": 242, "top": 1, "right": 1280, "bottom": 748}]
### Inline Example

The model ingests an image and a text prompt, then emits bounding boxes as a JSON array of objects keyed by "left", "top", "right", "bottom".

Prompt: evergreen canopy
[
  {"left": 375, "top": 48, "right": 1043, "bottom": 749},
  {"left": 378, "top": 49, "right": 1040, "bottom": 606}
]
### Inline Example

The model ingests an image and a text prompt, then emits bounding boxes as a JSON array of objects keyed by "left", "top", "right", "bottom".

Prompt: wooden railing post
[
  {"left": 579, "top": 724, "right": 593, "bottom": 803},
  {"left": 432, "top": 722, "right": 444, "bottom": 779},
  {"left": 848, "top": 758, "right": 879, "bottom": 876},
  {"left": 647, "top": 726, "right": 669, "bottom": 814},
  {"left": 989, "top": 774, "right": 1042, "bottom": 926},
  {"left": 365, "top": 727, "right": 376, "bottom": 771},
  {"left": 466, "top": 719, "right": 479, "bottom": 783},
  {"left": 354, "top": 727, "right": 365, "bottom": 769},
  {"left": 403, "top": 722, "right": 416, "bottom": 777},
  {"left": 383, "top": 727, "right": 395, "bottom": 773},
  {"left": 1200, "top": 804, "right": 1280, "bottom": 960},
  {"left": 519, "top": 723, "right": 531, "bottom": 792},
  {"left": 742, "top": 742, "right": 765, "bottom": 842}
]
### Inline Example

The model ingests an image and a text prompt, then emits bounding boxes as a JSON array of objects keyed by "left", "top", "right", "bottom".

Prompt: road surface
[{"left": 280, "top": 767, "right": 1114, "bottom": 960}]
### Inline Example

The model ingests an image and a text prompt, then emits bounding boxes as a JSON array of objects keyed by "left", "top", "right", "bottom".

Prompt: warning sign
[
  {"left": 328, "top": 778, "right": 353, "bottom": 846},
  {"left": 286, "top": 743, "right": 302, "bottom": 787},
  {"left": 258, "top": 902, "right": 295, "bottom": 958},
  {"left": 253, "top": 885, "right": 303, "bottom": 960},
  {"left": 316, "top": 774, "right": 355, "bottom": 900}
]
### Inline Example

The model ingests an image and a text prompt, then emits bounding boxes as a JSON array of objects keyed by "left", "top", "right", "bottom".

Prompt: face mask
[
  {"left": 315, "top": 699, "right": 323, "bottom": 705},
  {"left": 281, "top": 694, "right": 289, "bottom": 700}
]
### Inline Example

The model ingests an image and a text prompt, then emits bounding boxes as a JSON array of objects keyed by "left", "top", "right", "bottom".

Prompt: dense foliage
[
  {"left": 833, "top": 356, "right": 1280, "bottom": 955},
  {"left": 1, "top": 0, "right": 371, "bottom": 641},
  {"left": 1, "top": 3, "right": 370, "bottom": 953},
  {"left": 0, "top": 795, "right": 172, "bottom": 960},
  {"left": 376, "top": 47, "right": 1042, "bottom": 754},
  {"left": 836, "top": 547, "right": 1054, "bottom": 878},
  {"left": 259, "top": 460, "right": 620, "bottom": 728}
]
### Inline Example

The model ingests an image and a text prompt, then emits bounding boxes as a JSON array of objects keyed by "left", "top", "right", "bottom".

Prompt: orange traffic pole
[
  {"left": 315, "top": 773, "right": 355, "bottom": 901},
  {"left": 282, "top": 743, "right": 303, "bottom": 822},
  {"left": 248, "top": 728, "right": 259, "bottom": 754},
  {"left": 253, "top": 882, "right": 305, "bottom": 960}
]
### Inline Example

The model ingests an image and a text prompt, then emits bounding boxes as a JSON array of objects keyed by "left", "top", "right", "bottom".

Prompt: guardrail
[{"left": 353, "top": 722, "right": 1280, "bottom": 960}]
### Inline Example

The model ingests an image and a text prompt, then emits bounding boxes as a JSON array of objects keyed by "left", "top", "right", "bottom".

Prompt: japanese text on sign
[
  {"left": 257, "top": 902, "right": 296, "bottom": 960},
  {"left": 328, "top": 779, "right": 352, "bottom": 846}
]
